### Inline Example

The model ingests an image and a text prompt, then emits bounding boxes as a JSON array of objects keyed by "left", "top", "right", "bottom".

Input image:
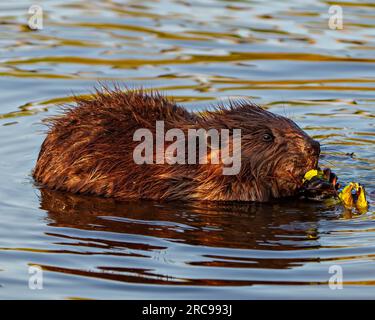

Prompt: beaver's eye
[{"left": 262, "top": 133, "right": 274, "bottom": 142}]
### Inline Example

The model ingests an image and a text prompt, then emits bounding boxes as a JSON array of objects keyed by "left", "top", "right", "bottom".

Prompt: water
[{"left": 0, "top": 0, "right": 374, "bottom": 299}]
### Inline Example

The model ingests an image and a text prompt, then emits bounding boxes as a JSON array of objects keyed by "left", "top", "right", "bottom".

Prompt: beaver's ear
[
  {"left": 227, "top": 99, "right": 265, "bottom": 114},
  {"left": 206, "top": 99, "right": 263, "bottom": 115},
  {"left": 221, "top": 99, "right": 282, "bottom": 122}
]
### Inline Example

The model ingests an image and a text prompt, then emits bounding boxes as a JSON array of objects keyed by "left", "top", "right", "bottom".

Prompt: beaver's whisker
[
  {"left": 320, "top": 147, "right": 339, "bottom": 151},
  {"left": 318, "top": 138, "right": 330, "bottom": 143},
  {"left": 320, "top": 142, "right": 341, "bottom": 148},
  {"left": 319, "top": 158, "right": 336, "bottom": 167},
  {"left": 320, "top": 145, "right": 339, "bottom": 149}
]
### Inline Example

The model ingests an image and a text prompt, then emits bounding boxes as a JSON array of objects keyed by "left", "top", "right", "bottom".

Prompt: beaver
[{"left": 33, "top": 88, "right": 321, "bottom": 202}]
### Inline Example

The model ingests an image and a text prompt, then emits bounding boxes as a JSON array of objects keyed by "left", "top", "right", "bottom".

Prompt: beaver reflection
[
  {"left": 36, "top": 188, "right": 333, "bottom": 285},
  {"left": 39, "top": 188, "right": 327, "bottom": 267}
]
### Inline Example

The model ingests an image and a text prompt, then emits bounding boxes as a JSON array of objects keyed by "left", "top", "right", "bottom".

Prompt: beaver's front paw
[
  {"left": 321, "top": 167, "right": 340, "bottom": 190},
  {"left": 300, "top": 167, "right": 339, "bottom": 201}
]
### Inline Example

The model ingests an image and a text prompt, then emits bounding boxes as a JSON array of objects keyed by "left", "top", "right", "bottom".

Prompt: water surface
[{"left": 0, "top": 0, "right": 374, "bottom": 299}]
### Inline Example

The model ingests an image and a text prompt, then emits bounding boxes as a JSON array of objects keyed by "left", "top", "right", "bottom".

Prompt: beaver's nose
[{"left": 307, "top": 140, "right": 320, "bottom": 156}]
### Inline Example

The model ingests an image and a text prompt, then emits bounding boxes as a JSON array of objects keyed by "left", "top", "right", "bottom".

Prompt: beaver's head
[{"left": 204, "top": 102, "right": 320, "bottom": 202}]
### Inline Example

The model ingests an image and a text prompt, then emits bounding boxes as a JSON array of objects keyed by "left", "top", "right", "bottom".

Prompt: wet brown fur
[{"left": 33, "top": 88, "right": 320, "bottom": 202}]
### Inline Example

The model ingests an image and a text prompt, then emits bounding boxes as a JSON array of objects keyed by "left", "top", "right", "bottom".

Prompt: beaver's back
[{"left": 33, "top": 89, "right": 199, "bottom": 200}]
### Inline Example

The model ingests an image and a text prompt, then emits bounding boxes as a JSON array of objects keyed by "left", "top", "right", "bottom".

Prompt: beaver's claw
[{"left": 322, "top": 167, "right": 340, "bottom": 190}]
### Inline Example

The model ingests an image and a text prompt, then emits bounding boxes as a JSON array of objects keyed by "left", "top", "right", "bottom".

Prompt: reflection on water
[
  {"left": 40, "top": 188, "right": 324, "bottom": 252},
  {"left": 0, "top": 0, "right": 374, "bottom": 299},
  {"left": 37, "top": 189, "right": 326, "bottom": 284}
]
